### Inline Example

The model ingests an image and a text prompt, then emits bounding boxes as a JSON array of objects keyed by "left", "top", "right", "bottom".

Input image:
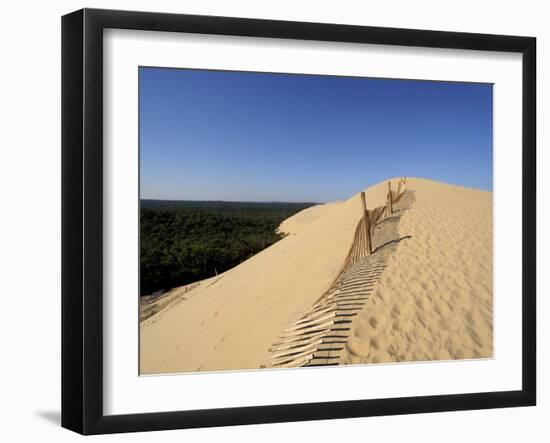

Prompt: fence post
[
  {"left": 360, "top": 192, "right": 372, "bottom": 255},
  {"left": 387, "top": 181, "right": 393, "bottom": 216},
  {"left": 397, "top": 179, "right": 402, "bottom": 200}
]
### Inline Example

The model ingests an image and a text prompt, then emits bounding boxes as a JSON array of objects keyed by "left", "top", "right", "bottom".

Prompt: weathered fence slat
[
  {"left": 360, "top": 192, "right": 372, "bottom": 255},
  {"left": 386, "top": 181, "right": 393, "bottom": 216}
]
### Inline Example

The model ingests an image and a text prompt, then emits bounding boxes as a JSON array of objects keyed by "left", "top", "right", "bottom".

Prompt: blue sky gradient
[{"left": 140, "top": 67, "right": 493, "bottom": 202}]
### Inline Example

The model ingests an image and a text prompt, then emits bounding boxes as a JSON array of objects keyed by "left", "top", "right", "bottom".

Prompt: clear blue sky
[{"left": 140, "top": 67, "right": 493, "bottom": 202}]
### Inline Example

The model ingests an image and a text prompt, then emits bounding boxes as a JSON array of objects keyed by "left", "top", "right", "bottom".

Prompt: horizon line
[
  {"left": 141, "top": 198, "right": 322, "bottom": 204},
  {"left": 140, "top": 177, "right": 492, "bottom": 204}
]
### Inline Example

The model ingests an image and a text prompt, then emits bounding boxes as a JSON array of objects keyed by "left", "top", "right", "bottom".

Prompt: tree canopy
[{"left": 140, "top": 200, "right": 316, "bottom": 296}]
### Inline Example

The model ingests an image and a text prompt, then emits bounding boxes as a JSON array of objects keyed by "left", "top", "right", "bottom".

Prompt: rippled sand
[{"left": 342, "top": 179, "right": 493, "bottom": 364}]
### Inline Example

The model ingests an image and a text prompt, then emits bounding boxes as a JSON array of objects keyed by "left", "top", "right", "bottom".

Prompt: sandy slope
[
  {"left": 140, "top": 178, "right": 493, "bottom": 374},
  {"left": 277, "top": 201, "right": 339, "bottom": 236},
  {"left": 140, "top": 180, "right": 392, "bottom": 374},
  {"left": 341, "top": 178, "right": 493, "bottom": 364}
]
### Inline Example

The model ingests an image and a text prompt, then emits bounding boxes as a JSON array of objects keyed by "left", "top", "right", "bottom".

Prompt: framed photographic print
[{"left": 61, "top": 8, "right": 536, "bottom": 435}]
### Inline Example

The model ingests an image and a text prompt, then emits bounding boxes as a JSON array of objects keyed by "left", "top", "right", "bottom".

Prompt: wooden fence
[{"left": 265, "top": 177, "right": 409, "bottom": 368}]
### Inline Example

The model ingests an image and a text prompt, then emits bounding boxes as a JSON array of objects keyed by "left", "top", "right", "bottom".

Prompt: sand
[
  {"left": 140, "top": 178, "right": 493, "bottom": 374},
  {"left": 277, "top": 201, "right": 340, "bottom": 236}
]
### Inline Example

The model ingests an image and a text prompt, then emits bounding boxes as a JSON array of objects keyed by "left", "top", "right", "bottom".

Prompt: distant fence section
[{"left": 340, "top": 177, "right": 407, "bottom": 272}]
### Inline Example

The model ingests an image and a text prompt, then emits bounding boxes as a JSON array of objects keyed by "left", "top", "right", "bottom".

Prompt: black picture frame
[{"left": 61, "top": 8, "right": 536, "bottom": 435}]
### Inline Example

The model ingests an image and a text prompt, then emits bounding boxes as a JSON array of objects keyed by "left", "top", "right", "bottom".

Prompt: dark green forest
[{"left": 140, "top": 200, "right": 316, "bottom": 296}]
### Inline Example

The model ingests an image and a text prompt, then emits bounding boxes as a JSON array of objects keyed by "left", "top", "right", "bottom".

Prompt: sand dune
[
  {"left": 277, "top": 201, "right": 339, "bottom": 236},
  {"left": 342, "top": 179, "right": 493, "bottom": 364},
  {"left": 140, "top": 178, "right": 493, "bottom": 374}
]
